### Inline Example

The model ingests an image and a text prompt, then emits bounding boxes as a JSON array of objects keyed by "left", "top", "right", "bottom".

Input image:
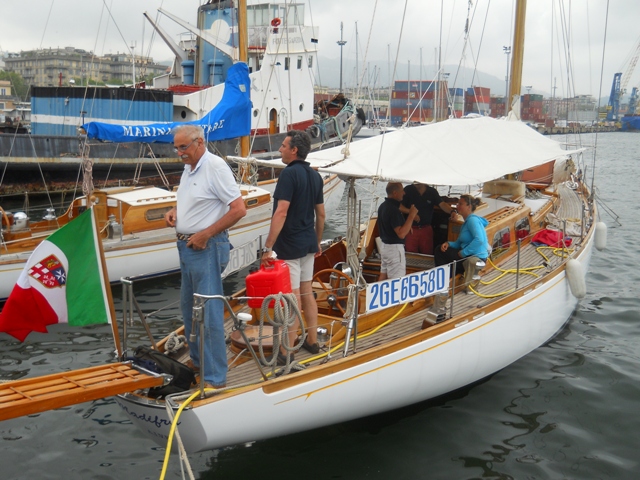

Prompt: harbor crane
[{"left": 606, "top": 37, "right": 640, "bottom": 121}]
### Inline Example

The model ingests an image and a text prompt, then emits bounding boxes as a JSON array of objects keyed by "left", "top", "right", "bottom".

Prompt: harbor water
[{"left": 0, "top": 131, "right": 637, "bottom": 479}]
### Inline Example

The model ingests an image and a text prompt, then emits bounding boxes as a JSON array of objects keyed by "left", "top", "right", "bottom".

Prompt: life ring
[{"left": 271, "top": 18, "right": 281, "bottom": 27}]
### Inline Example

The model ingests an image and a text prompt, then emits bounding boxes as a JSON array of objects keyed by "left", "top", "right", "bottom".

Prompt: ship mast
[
  {"left": 237, "top": 0, "right": 250, "bottom": 158},
  {"left": 507, "top": 0, "right": 526, "bottom": 115}
]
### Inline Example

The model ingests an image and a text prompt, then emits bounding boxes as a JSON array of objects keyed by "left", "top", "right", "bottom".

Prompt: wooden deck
[
  {"left": 103, "top": 183, "right": 591, "bottom": 404},
  {"left": 214, "top": 184, "right": 588, "bottom": 390}
]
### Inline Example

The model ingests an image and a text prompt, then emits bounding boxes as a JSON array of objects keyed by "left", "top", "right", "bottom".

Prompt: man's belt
[{"left": 176, "top": 232, "right": 194, "bottom": 241}]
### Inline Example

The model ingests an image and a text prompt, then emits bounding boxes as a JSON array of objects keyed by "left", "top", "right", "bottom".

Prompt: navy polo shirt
[
  {"left": 377, "top": 197, "right": 405, "bottom": 244},
  {"left": 401, "top": 184, "right": 443, "bottom": 226},
  {"left": 272, "top": 160, "right": 324, "bottom": 260}
]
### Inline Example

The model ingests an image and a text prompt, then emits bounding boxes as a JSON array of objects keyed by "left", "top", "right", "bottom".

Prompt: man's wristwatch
[{"left": 262, "top": 247, "right": 272, "bottom": 254}]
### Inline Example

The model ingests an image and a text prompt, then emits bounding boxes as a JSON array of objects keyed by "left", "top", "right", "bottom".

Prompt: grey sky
[{"left": 2, "top": 0, "right": 639, "bottom": 98}]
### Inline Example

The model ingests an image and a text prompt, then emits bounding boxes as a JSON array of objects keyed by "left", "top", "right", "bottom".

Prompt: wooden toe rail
[{"left": 0, "top": 362, "right": 164, "bottom": 421}]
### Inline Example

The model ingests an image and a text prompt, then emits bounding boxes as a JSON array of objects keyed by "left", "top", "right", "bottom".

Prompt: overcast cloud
[{"left": 2, "top": 0, "right": 639, "bottom": 98}]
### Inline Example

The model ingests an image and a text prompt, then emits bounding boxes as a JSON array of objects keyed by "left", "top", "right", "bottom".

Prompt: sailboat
[
  {"left": 0, "top": 0, "right": 607, "bottom": 465},
  {"left": 108, "top": 1, "right": 604, "bottom": 454}
]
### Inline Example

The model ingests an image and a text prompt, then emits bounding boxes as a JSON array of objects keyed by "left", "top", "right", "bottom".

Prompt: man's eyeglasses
[{"left": 173, "top": 138, "right": 197, "bottom": 153}]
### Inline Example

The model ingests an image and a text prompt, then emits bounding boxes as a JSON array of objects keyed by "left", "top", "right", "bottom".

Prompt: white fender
[
  {"left": 595, "top": 222, "right": 607, "bottom": 251},
  {"left": 566, "top": 259, "right": 586, "bottom": 299}
]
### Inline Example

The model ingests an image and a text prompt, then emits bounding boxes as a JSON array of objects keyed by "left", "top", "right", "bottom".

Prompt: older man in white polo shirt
[{"left": 164, "top": 125, "right": 246, "bottom": 389}]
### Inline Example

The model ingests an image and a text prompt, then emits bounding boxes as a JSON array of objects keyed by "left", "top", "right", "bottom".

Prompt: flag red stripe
[{"left": 0, "top": 284, "right": 59, "bottom": 342}]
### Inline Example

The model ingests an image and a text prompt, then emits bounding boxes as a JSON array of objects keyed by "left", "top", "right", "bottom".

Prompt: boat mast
[
  {"left": 507, "top": 0, "right": 526, "bottom": 114},
  {"left": 237, "top": 0, "right": 250, "bottom": 158}
]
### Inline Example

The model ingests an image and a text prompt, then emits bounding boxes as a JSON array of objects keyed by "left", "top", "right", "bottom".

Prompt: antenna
[
  {"left": 130, "top": 42, "right": 137, "bottom": 86},
  {"left": 337, "top": 22, "right": 347, "bottom": 93}
]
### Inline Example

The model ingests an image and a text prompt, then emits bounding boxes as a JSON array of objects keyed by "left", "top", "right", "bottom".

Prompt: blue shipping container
[{"left": 31, "top": 86, "right": 174, "bottom": 136}]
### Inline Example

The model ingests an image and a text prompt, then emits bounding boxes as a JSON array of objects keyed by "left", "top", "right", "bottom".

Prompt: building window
[
  {"left": 297, "top": 56, "right": 302, "bottom": 69},
  {"left": 284, "top": 57, "right": 290, "bottom": 70},
  {"left": 308, "top": 56, "right": 313, "bottom": 68}
]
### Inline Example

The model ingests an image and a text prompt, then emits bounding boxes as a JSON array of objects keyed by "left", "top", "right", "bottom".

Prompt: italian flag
[{"left": 0, "top": 208, "right": 112, "bottom": 342}]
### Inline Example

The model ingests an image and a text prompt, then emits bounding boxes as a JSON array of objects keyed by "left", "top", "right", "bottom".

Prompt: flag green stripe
[{"left": 48, "top": 209, "right": 109, "bottom": 326}]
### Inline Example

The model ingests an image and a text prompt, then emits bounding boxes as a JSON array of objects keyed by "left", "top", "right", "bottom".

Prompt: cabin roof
[{"left": 107, "top": 187, "right": 176, "bottom": 205}]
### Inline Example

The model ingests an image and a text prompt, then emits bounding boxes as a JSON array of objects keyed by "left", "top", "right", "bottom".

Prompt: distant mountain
[{"left": 315, "top": 56, "right": 550, "bottom": 97}]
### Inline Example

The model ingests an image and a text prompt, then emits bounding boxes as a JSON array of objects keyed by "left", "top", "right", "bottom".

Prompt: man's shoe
[
  {"left": 185, "top": 359, "right": 200, "bottom": 373},
  {"left": 203, "top": 383, "right": 226, "bottom": 389},
  {"left": 302, "top": 341, "right": 320, "bottom": 354}
]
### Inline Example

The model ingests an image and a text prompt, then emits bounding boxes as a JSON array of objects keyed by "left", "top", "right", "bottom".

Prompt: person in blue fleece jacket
[{"left": 434, "top": 194, "right": 489, "bottom": 275}]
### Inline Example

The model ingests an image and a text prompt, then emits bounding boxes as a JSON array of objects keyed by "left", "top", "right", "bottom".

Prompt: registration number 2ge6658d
[{"left": 365, "top": 266, "right": 449, "bottom": 313}]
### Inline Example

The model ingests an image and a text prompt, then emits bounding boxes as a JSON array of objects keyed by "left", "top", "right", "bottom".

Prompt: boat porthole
[
  {"left": 181, "top": 110, "right": 186, "bottom": 119},
  {"left": 253, "top": 109, "right": 259, "bottom": 117},
  {"left": 299, "top": 103, "right": 304, "bottom": 111}
]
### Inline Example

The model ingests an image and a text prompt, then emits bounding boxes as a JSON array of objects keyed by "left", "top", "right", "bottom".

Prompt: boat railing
[
  {"left": 191, "top": 293, "right": 269, "bottom": 396},
  {"left": 119, "top": 275, "right": 179, "bottom": 356}
]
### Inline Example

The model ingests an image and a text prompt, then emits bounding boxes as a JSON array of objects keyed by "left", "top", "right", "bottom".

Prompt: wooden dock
[{"left": 0, "top": 362, "right": 163, "bottom": 421}]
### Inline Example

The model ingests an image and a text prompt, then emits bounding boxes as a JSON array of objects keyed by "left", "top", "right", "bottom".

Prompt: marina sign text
[{"left": 365, "top": 266, "right": 449, "bottom": 313}]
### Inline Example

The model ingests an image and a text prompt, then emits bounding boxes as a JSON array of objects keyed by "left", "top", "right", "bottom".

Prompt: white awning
[{"left": 308, "top": 116, "right": 584, "bottom": 186}]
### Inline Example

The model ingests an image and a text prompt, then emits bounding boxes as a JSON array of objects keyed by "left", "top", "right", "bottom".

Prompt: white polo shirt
[{"left": 176, "top": 150, "right": 241, "bottom": 234}]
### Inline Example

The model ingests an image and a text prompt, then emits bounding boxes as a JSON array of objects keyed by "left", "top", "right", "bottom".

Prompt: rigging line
[
  {"left": 284, "top": 0, "right": 293, "bottom": 131},
  {"left": 561, "top": 1, "right": 578, "bottom": 103},
  {"left": 468, "top": 0, "right": 491, "bottom": 100},
  {"left": 307, "top": 0, "right": 322, "bottom": 87},
  {"left": 437, "top": 0, "right": 443, "bottom": 119},
  {"left": 39, "top": 0, "right": 55, "bottom": 50},
  {"left": 585, "top": 1, "right": 593, "bottom": 102},
  {"left": 248, "top": 2, "right": 301, "bottom": 151},
  {"left": 591, "top": 0, "right": 611, "bottom": 192},
  {"left": 553, "top": 2, "right": 568, "bottom": 100},
  {"left": 372, "top": 0, "right": 408, "bottom": 219},
  {"left": 450, "top": 0, "right": 479, "bottom": 101},
  {"left": 353, "top": 0, "right": 379, "bottom": 108},
  {"left": 386, "top": 0, "right": 409, "bottom": 122},
  {"left": 549, "top": 1, "right": 555, "bottom": 103},
  {"left": 101, "top": 0, "right": 136, "bottom": 58},
  {"left": 80, "top": 1, "right": 109, "bottom": 118}
]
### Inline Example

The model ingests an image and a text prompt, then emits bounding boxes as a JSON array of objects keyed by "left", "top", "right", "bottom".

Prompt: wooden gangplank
[{"left": 0, "top": 362, "right": 163, "bottom": 421}]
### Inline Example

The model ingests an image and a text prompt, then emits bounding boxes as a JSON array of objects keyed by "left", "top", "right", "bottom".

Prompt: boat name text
[
  {"left": 272, "top": 37, "right": 303, "bottom": 45},
  {"left": 121, "top": 120, "right": 225, "bottom": 138},
  {"left": 119, "top": 404, "right": 177, "bottom": 429},
  {"left": 365, "top": 266, "right": 449, "bottom": 313}
]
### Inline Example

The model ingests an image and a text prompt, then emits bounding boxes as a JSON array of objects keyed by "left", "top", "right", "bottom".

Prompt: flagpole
[{"left": 92, "top": 207, "right": 123, "bottom": 358}]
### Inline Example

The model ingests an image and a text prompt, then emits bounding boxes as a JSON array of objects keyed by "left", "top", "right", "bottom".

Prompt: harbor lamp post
[
  {"left": 503, "top": 46, "right": 511, "bottom": 109},
  {"left": 337, "top": 22, "right": 347, "bottom": 93}
]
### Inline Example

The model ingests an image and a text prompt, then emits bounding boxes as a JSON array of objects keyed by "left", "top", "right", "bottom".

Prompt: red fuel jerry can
[{"left": 245, "top": 260, "right": 292, "bottom": 308}]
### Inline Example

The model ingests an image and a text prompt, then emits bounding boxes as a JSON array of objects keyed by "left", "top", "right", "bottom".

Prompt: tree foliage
[{"left": 0, "top": 71, "right": 29, "bottom": 100}]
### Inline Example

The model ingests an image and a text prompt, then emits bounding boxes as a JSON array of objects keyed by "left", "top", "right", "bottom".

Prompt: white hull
[
  {"left": 117, "top": 226, "right": 594, "bottom": 453},
  {"left": 0, "top": 200, "right": 272, "bottom": 301},
  {"left": 1, "top": 175, "right": 341, "bottom": 301}
]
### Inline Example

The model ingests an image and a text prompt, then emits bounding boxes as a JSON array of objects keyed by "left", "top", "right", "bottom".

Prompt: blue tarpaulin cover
[{"left": 82, "top": 62, "right": 251, "bottom": 143}]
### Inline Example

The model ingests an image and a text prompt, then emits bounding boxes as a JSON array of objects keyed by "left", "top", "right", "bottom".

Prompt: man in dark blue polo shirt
[
  {"left": 377, "top": 182, "right": 418, "bottom": 280},
  {"left": 261, "top": 130, "right": 325, "bottom": 360}
]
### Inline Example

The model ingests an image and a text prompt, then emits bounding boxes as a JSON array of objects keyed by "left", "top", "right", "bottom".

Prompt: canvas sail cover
[
  {"left": 82, "top": 62, "right": 251, "bottom": 143},
  {"left": 306, "top": 116, "right": 583, "bottom": 186}
]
